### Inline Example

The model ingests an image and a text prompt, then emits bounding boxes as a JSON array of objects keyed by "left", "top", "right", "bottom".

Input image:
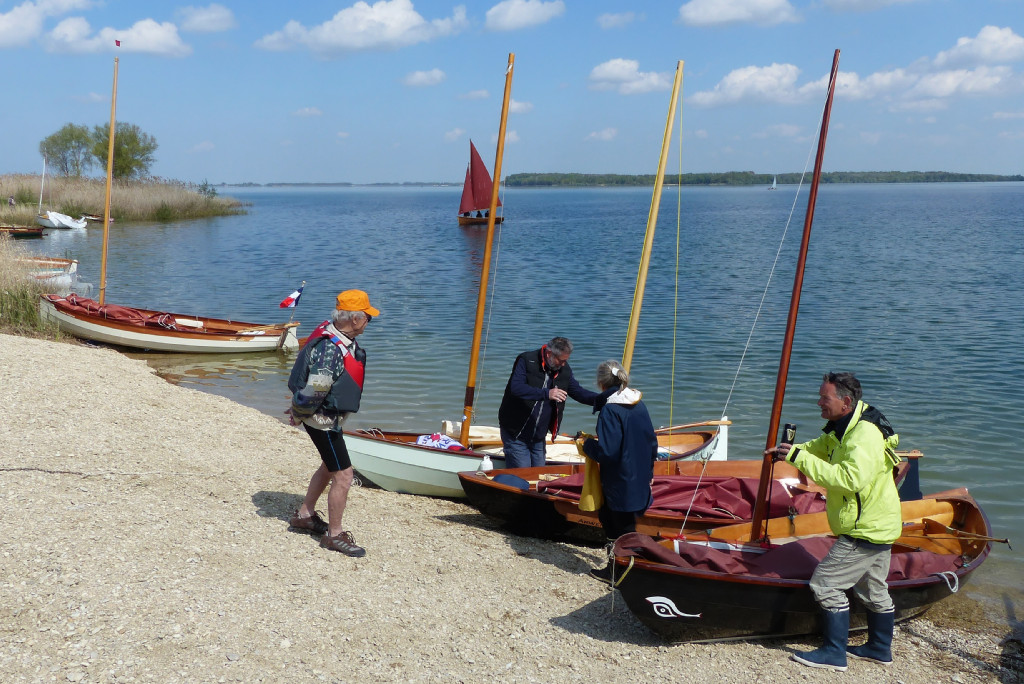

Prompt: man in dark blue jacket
[{"left": 498, "top": 337, "right": 599, "bottom": 468}]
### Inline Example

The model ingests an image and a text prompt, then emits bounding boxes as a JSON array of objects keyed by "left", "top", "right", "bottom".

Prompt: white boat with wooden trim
[
  {"left": 38, "top": 56, "right": 299, "bottom": 355},
  {"left": 20, "top": 256, "right": 78, "bottom": 291},
  {"left": 39, "top": 293, "right": 299, "bottom": 353}
]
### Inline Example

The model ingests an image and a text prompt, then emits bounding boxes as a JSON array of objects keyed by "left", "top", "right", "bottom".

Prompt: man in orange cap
[{"left": 286, "top": 289, "right": 380, "bottom": 557}]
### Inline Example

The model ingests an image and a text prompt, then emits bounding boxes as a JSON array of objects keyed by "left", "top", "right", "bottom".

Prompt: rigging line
[{"left": 717, "top": 111, "right": 824, "bottom": 421}]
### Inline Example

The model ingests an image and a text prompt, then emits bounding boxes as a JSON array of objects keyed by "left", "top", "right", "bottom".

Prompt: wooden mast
[
  {"left": 622, "top": 60, "right": 684, "bottom": 373},
  {"left": 460, "top": 53, "right": 515, "bottom": 447},
  {"left": 98, "top": 56, "right": 118, "bottom": 306},
  {"left": 750, "top": 49, "right": 841, "bottom": 540}
]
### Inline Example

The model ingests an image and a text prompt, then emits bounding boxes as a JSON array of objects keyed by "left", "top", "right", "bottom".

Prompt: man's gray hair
[
  {"left": 547, "top": 337, "right": 573, "bottom": 356},
  {"left": 332, "top": 308, "right": 366, "bottom": 328}
]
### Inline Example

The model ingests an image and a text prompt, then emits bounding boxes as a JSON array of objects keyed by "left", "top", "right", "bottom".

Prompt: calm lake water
[{"left": 32, "top": 182, "right": 1024, "bottom": 614}]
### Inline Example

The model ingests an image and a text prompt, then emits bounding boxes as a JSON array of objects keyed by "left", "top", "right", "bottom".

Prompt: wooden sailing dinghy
[
  {"left": 610, "top": 489, "right": 997, "bottom": 642},
  {"left": 606, "top": 49, "right": 1001, "bottom": 642},
  {"left": 457, "top": 140, "right": 503, "bottom": 225},
  {"left": 38, "top": 57, "right": 299, "bottom": 354},
  {"left": 459, "top": 451, "right": 915, "bottom": 545}
]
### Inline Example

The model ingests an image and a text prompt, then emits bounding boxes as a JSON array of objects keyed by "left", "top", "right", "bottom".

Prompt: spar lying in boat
[
  {"left": 39, "top": 293, "right": 299, "bottom": 353},
  {"left": 609, "top": 489, "right": 1001, "bottom": 642}
]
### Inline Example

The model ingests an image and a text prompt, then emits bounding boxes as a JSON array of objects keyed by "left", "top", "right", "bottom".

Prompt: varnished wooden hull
[{"left": 459, "top": 454, "right": 816, "bottom": 545}]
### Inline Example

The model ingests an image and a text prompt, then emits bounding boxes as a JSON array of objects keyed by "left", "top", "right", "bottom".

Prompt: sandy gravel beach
[{"left": 1, "top": 333, "right": 1019, "bottom": 683}]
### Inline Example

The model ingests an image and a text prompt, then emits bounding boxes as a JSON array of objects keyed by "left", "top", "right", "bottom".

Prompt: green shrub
[{"left": 153, "top": 202, "right": 174, "bottom": 221}]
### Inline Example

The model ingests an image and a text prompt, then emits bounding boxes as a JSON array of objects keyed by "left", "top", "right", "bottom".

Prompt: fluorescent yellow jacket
[{"left": 787, "top": 400, "right": 903, "bottom": 545}]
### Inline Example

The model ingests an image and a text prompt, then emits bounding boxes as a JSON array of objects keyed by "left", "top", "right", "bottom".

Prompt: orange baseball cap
[{"left": 335, "top": 289, "right": 380, "bottom": 317}]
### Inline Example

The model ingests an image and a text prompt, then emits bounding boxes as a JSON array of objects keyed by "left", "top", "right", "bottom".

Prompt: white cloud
[
  {"left": 0, "top": 0, "right": 91, "bottom": 48},
  {"left": 294, "top": 107, "right": 323, "bottom": 116},
  {"left": 444, "top": 127, "right": 465, "bottom": 142},
  {"left": 486, "top": 0, "right": 564, "bottom": 31},
  {"left": 459, "top": 89, "right": 489, "bottom": 100},
  {"left": 934, "top": 26, "right": 1024, "bottom": 69},
  {"left": 908, "top": 65, "right": 1012, "bottom": 99},
  {"left": 191, "top": 141, "right": 215, "bottom": 152},
  {"left": 492, "top": 130, "right": 520, "bottom": 143},
  {"left": 589, "top": 58, "right": 672, "bottom": 95},
  {"left": 45, "top": 17, "right": 192, "bottom": 56},
  {"left": 337, "top": 131, "right": 350, "bottom": 139},
  {"left": 822, "top": 0, "right": 919, "bottom": 10},
  {"left": 402, "top": 68, "right": 445, "bottom": 86},
  {"left": 586, "top": 128, "right": 617, "bottom": 141},
  {"left": 693, "top": 129, "right": 708, "bottom": 139},
  {"left": 993, "top": 110, "right": 1024, "bottom": 119},
  {"left": 597, "top": 12, "right": 635, "bottom": 29},
  {"left": 691, "top": 63, "right": 802, "bottom": 106},
  {"left": 179, "top": 4, "right": 236, "bottom": 33},
  {"left": 256, "top": 0, "right": 467, "bottom": 55},
  {"left": 509, "top": 99, "right": 533, "bottom": 113},
  {"left": 678, "top": 0, "right": 798, "bottom": 27}
]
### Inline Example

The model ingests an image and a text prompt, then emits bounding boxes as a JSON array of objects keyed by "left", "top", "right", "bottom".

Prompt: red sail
[{"left": 458, "top": 140, "right": 502, "bottom": 215}]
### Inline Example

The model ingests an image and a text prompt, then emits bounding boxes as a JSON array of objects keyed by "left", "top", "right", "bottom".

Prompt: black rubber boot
[
  {"left": 791, "top": 609, "right": 849, "bottom": 671},
  {"left": 848, "top": 610, "right": 895, "bottom": 665}
]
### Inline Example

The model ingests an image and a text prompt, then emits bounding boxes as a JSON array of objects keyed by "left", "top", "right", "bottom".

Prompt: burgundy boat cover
[
  {"left": 538, "top": 473, "right": 826, "bottom": 521},
  {"left": 613, "top": 532, "right": 964, "bottom": 581},
  {"left": 50, "top": 294, "right": 175, "bottom": 328}
]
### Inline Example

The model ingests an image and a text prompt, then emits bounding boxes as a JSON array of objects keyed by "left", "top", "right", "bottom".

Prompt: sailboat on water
[
  {"left": 38, "top": 57, "right": 299, "bottom": 353},
  {"left": 769, "top": 174, "right": 778, "bottom": 190},
  {"left": 608, "top": 49, "right": 1003, "bottom": 643},
  {"left": 457, "top": 140, "right": 503, "bottom": 225}
]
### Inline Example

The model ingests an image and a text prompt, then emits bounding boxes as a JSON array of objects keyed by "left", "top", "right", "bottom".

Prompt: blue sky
[{"left": 2, "top": 0, "right": 1022, "bottom": 183}]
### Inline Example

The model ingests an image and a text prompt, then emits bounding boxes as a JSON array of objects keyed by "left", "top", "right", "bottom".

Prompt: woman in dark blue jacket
[{"left": 582, "top": 360, "right": 658, "bottom": 582}]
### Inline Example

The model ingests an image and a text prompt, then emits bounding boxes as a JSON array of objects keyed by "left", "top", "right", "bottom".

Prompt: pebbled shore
[{"left": 0, "top": 334, "right": 1019, "bottom": 683}]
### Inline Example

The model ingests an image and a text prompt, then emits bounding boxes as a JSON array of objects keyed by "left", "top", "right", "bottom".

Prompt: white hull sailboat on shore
[{"left": 38, "top": 57, "right": 299, "bottom": 355}]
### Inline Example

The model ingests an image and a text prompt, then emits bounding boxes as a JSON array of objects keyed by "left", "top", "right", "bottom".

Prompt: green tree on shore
[
  {"left": 39, "top": 123, "right": 94, "bottom": 177},
  {"left": 91, "top": 122, "right": 158, "bottom": 179}
]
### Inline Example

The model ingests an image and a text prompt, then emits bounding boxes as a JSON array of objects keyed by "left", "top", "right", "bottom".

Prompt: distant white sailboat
[{"left": 768, "top": 175, "right": 777, "bottom": 190}]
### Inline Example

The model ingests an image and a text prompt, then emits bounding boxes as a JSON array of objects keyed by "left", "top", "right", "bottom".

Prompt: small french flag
[{"left": 279, "top": 285, "right": 303, "bottom": 308}]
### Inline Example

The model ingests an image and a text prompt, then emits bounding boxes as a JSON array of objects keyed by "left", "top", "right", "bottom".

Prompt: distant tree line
[
  {"left": 39, "top": 122, "right": 158, "bottom": 180},
  {"left": 504, "top": 170, "right": 1024, "bottom": 187}
]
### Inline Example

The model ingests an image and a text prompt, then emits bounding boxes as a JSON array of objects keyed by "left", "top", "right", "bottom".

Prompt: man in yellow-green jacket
[{"left": 766, "top": 372, "right": 902, "bottom": 671}]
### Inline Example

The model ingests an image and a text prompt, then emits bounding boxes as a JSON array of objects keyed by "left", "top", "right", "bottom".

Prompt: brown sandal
[{"left": 288, "top": 510, "right": 329, "bottom": 535}]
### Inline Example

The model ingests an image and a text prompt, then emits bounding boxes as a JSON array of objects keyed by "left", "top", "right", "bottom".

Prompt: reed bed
[
  {"left": 0, "top": 173, "right": 244, "bottom": 224},
  {"left": 0, "top": 236, "right": 64, "bottom": 338}
]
